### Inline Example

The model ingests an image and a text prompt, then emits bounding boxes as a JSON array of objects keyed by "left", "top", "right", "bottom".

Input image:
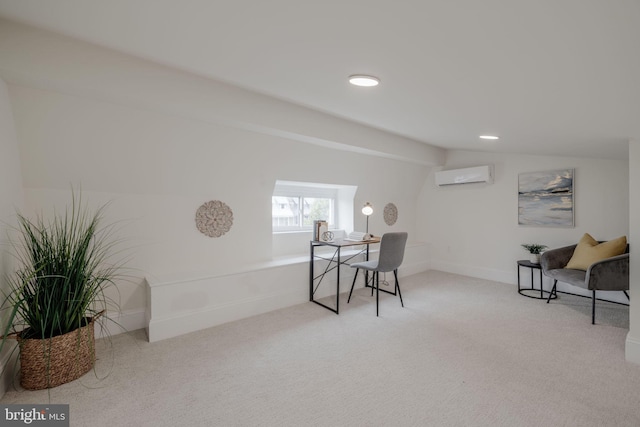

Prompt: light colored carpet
[{"left": 2, "top": 270, "right": 640, "bottom": 427}]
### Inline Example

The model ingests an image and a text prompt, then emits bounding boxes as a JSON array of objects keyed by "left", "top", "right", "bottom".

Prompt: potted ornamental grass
[
  {"left": 1, "top": 192, "right": 125, "bottom": 390},
  {"left": 521, "top": 243, "right": 548, "bottom": 264}
]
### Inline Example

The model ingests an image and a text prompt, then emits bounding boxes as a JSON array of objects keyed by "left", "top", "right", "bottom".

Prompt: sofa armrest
[
  {"left": 586, "top": 253, "right": 629, "bottom": 291},
  {"left": 541, "top": 244, "right": 576, "bottom": 273}
]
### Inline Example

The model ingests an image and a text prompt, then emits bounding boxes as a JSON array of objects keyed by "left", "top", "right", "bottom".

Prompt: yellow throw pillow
[{"left": 565, "top": 233, "right": 627, "bottom": 271}]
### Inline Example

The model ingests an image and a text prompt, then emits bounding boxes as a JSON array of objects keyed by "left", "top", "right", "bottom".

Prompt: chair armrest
[
  {"left": 586, "top": 253, "right": 629, "bottom": 291},
  {"left": 541, "top": 244, "right": 576, "bottom": 273}
]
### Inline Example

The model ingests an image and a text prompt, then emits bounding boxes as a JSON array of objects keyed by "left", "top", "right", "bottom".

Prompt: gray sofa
[{"left": 540, "top": 243, "right": 629, "bottom": 324}]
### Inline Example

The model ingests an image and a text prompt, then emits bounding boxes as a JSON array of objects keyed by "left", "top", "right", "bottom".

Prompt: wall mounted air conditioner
[{"left": 435, "top": 165, "right": 493, "bottom": 186}]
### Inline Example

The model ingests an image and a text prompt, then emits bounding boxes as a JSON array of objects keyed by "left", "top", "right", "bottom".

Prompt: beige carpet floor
[{"left": 2, "top": 270, "right": 639, "bottom": 427}]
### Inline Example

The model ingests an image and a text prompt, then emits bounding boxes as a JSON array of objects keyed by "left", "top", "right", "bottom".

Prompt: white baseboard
[
  {"left": 430, "top": 260, "right": 631, "bottom": 304},
  {"left": 147, "top": 265, "right": 429, "bottom": 343},
  {"left": 146, "top": 247, "right": 430, "bottom": 343},
  {"left": 0, "top": 309, "right": 146, "bottom": 399},
  {"left": 400, "top": 260, "right": 430, "bottom": 278},
  {"left": 0, "top": 344, "right": 19, "bottom": 398},
  {"left": 625, "top": 332, "right": 640, "bottom": 365},
  {"left": 97, "top": 308, "right": 147, "bottom": 338},
  {"left": 147, "top": 289, "right": 305, "bottom": 342},
  {"left": 430, "top": 260, "right": 514, "bottom": 284}
]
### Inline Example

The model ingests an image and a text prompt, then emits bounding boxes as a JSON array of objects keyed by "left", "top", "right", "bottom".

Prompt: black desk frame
[{"left": 309, "top": 238, "right": 380, "bottom": 314}]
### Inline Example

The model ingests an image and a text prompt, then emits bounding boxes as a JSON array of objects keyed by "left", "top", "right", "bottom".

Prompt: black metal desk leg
[
  {"left": 309, "top": 242, "right": 314, "bottom": 301},
  {"left": 336, "top": 247, "right": 340, "bottom": 314},
  {"left": 376, "top": 271, "right": 379, "bottom": 317}
]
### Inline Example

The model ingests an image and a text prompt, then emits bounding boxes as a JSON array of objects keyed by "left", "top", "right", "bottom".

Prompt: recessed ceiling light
[
  {"left": 479, "top": 135, "right": 499, "bottom": 140},
  {"left": 349, "top": 75, "right": 380, "bottom": 87}
]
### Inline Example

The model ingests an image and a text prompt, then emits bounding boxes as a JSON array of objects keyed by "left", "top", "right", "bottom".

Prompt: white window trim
[{"left": 272, "top": 180, "right": 356, "bottom": 234}]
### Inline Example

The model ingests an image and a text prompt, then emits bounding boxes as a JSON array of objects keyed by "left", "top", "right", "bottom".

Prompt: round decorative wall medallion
[
  {"left": 384, "top": 203, "right": 398, "bottom": 226},
  {"left": 195, "top": 200, "right": 234, "bottom": 238}
]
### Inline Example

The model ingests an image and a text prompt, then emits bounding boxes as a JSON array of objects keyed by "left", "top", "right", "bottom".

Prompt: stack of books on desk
[
  {"left": 346, "top": 231, "right": 372, "bottom": 241},
  {"left": 313, "top": 220, "right": 328, "bottom": 241}
]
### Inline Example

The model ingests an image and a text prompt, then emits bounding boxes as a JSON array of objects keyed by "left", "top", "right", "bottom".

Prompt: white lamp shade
[{"left": 362, "top": 203, "right": 373, "bottom": 216}]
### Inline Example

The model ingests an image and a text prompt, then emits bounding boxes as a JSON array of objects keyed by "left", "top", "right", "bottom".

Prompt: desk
[
  {"left": 517, "top": 260, "right": 556, "bottom": 300},
  {"left": 310, "top": 237, "right": 380, "bottom": 313}
]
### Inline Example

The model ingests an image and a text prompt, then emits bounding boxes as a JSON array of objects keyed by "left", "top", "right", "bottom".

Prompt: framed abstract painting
[{"left": 518, "top": 169, "right": 574, "bottom": 227}]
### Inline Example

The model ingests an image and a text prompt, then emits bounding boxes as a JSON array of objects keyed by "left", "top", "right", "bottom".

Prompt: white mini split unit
[{"left": 435, "top": 165, "right": 493, "bottom": 186}]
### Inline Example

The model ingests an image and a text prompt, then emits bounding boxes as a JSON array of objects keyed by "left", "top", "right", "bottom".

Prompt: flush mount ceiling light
[
  {"left": 479, "top": 135, "right": 500, "bottom": 140},
  {"left": 349, "top": 75, "right": 380, "bottom": 87}
]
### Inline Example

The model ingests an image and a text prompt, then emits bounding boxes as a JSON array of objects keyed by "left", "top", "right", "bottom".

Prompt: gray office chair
[{"left": 347, "top": 232, "right": 408, "bottom": 316}]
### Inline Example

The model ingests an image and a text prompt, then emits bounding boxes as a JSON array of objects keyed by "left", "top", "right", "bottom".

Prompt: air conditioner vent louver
[{"left": 435, "top": 165, "right": 493, "bottom": 186}]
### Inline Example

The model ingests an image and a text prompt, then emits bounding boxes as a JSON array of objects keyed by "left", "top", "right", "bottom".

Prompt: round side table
[{"left": 517, "top": 260, "right": 557, "bottom": 300}]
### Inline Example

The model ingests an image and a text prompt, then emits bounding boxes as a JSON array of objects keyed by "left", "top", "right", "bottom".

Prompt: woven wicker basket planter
[{"left": 16, "top": 316, "right": 98, "bottom": 390}]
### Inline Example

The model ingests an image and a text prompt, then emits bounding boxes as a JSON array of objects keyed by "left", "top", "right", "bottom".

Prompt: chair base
[
  {"left": 547, "top": 279, "right": 630, "bottom": 324},
  {"left": 348, "top": 269, "right": 404, "bottom": 316}
]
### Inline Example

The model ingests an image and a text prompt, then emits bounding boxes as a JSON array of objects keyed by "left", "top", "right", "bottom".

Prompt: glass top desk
[{"left": 309, "top": 237, "right": 381, "bottom": 314}]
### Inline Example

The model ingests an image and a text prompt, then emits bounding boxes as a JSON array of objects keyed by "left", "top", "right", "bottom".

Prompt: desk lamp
[{"left": 362, "top": 202, "right": 373, "bottom": 234}]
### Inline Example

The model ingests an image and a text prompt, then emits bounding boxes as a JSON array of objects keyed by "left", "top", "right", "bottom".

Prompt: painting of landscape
[{"left": 518, "top": 169, "right": 574, "bottom": 227}]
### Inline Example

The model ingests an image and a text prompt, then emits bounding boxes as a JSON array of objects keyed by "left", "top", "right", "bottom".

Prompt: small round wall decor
[
  {"left": 384, "top": 203, "right": 398, "bottom": 226},
  {"left": 195, "top": 200, "right": 234, "bottom": 238}
]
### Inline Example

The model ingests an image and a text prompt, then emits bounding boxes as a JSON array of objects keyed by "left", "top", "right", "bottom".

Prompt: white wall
[
  {"left": 419, "top": 150, "right": 629, "bottom": 299},
  {"left": 626, "top": 140, "right": 640, "bottom": 363},
  {"left": 0, "top": 19, "right": 443, "bottom": 340},
  {"left": 0, "top": 77, "right": 24, "bottom": 396},
  {"left": 5, "top": 16, "right": 634, "bottom": 351},
  {"left": 0, "top": 78, "right": 23, "bottom": 274}
]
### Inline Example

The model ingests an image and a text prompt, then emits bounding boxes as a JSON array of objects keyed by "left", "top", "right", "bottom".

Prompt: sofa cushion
[
  {"left": 565, "top": 233, "right": 627, "bottom": 271},
  {"left": 545, "top": 267, "right": 587, "bottom": 287}
]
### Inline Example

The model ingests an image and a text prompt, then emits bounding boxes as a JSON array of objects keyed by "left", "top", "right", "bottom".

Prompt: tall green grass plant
[{"left": 1, "top": 192, "right": 124, "bottom": 346}]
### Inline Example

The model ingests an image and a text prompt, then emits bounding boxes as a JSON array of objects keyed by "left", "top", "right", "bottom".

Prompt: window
[
  {"left": 272, "top": 181, "right": 337, "bottom": 232},
  {"left": 272, "top": 196, "right": 334, "bottom": 230}
]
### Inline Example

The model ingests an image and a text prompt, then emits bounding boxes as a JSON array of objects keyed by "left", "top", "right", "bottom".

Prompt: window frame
[{"left": 272, "top": 182, "right": 338, "bottom": 233}]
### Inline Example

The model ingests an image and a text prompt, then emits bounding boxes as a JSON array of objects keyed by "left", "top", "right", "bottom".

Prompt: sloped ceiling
[{"left": 0, "top": 0, "right": 639, "bottom": 159}]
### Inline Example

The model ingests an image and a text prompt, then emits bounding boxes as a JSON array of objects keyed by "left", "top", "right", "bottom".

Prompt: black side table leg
[
  {"left": 530, "top": 267, "right": 535, "bottom": 294},
  {"left": 538, "top": 267, "right": 543, "bottom": 299},
  {"left": 517, "top": 260, "right": 553, "bottom": 300}
]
